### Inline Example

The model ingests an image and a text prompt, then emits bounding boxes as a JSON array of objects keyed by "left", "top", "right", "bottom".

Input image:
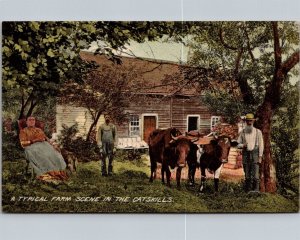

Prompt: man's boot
[
  {"left": 253, "top": 179, "right": 260, "bottom": 192},
  {"left": 244, "top": 179, "right": 251, "bottom": 192},
  {"left": 102, "top": 168, "right": 108, "bottom": 176},
  {"left": 108, "top": 165, "right": 113, "bottom": 176},
  {"left": 101, "top": 159, "right": 107, "bottom": 176}
]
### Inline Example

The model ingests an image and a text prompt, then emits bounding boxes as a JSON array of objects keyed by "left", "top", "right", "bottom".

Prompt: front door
[
  {"left": 188, "top": 116, "right": 199, "bottom": 132},
  {"left": 143, "top": 116, "right": 157, "bottom": 143}
]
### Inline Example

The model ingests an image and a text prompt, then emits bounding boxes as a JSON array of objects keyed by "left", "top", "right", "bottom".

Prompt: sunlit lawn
[{"left": 2, "top": 155, "right": 299, "bottom": 213}]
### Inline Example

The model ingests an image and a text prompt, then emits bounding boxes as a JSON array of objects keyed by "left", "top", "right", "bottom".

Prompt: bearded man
[{"left": 237, "top": 113, "right": 264, "bottom": 192}]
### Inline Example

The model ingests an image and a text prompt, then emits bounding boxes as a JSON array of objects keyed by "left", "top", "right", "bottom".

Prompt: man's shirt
[{"left": 237, "top": 127, "right": 264, "bottom": 157}]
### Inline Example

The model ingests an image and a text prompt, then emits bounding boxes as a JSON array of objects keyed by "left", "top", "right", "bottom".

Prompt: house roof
[{"left": 80, "top": 51, "right": 199, "bottom": 97}]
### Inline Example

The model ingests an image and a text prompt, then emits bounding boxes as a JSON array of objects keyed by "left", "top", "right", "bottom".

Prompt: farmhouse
[{"left": 56, "top": 51, "right": 221, "bottom": 142}]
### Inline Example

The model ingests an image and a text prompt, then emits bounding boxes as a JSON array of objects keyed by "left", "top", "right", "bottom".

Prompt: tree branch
[
  {"left": 234, "top": 48, "right": 244, "bottom": 75},
  {"left": 272, "top": 22, "right": 282, "bottom": 70},
  {"left": 233, "top": 48, "right": 256, "bottom": 104},
  {"left": 282, "top": 50, "right": 300, "bottom": 76},
  {"left": 243, "top": 27, "right": 255, "bottom": 62},
  {"left": 219, "top": 27, "right": 238, "bottom": 51},
  {"left": 27, "top": 98, "right": 39, "bottom": 117}
]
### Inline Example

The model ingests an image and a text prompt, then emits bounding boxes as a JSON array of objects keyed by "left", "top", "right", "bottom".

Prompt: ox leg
[
  {"left": 176, "top": 167, "right": 182, "bottom": 189},
  {"left": 149, "top": 160, "right": 157, "bottom": 183},
  {"left": 161, "top": 165, "right": 165, "bottom": 184},
  {"left": 166, "top": 167, "right": 171, "bottom": 187},
  {"left": 188, "top": 165, "right": 196, "bottom": 186},
  {"left": 214, "top": 179, "right": 219, "bottom": 192},
  {"left": 213, "top": 164, "right": 223, "bottom": 192},
  {"left": 199, "top": 168, "right": 206, "bottom": 192}
]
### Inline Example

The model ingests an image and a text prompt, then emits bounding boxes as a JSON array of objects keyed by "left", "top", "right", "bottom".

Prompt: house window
[
  {"left": 187, "top": 115, "right": 200, "bottom": 132},
  {"left": 211, "top": 116, "right": 221, "bottom": 131},
  {"left": 129, "top": 115, "right": 140, "bottom": 136}
]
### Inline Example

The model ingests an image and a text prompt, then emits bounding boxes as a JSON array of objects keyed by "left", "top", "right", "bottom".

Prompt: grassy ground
[{"left": 2, "top": 154, "right": 299, "bottom": 213}]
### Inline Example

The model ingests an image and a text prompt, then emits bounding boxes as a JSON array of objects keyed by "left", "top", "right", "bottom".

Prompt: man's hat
[{"left": 245, "top": 113, "right": 255, "bottom": 120}]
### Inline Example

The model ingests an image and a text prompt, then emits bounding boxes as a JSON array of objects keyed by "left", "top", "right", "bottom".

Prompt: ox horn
[
  {"left": 171, "top": 134, "right": 179, "bottom": 141},
  {"left": 205, "top": 132, "right": 214, "bottom": 137}
]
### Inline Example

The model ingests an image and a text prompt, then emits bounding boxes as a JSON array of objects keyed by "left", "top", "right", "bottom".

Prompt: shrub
[
  {"left": 58, "top": 124, "right": 100, "bottom": 162},
  {"left": 2, "top": 127, "right": 25, "bottom": 161},
  {"left": 272, "top": 84, "right": 299, "bottom": 194}
]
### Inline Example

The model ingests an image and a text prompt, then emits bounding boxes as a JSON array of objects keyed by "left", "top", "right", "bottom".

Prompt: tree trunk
[
  {"left": 26, "top": 100, "right": 38, "bottom": 118},
  {"left": 256, "top": 101, "right": 277, "bottom": 193},
  {"left": 19, "top": 95, "right": 29, "bottom": 120},
  {"left": 18, "top": 92, "right": 34, "bottom": 119},
  {"left": 253, "top": 22, "right": 299, "bottom": 193},
  {"left": 86, "top": 111, "right": 102, "bottom": 142},
  {"left": 18, "top": 104, "right": 26, "bottom": 120}
]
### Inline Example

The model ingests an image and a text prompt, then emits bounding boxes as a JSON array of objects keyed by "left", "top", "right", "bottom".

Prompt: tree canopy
[
  {"left": 186, "top": 21, "right": 299, "bottom": 114},
  {"left": 58, "top": 64, "right": 142, "bottom": 141},
  {"left": 185, "top": 21, "right": 299, "bottom": 192},
  {"left": 2, "top": 21, "right": 182, "bottom": 118}
]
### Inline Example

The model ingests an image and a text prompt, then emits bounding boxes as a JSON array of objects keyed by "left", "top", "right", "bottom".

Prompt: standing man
[
  {"left": 237, "top": 113, "right": 264, "bottom": 192},
  {"left": 97, "top": 115, "right": 117, "bottom": 176}
]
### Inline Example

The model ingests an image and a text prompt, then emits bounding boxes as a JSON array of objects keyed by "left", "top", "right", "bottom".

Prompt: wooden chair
[{"left": 17, "top": 118, "right": 45, "bottom": 131}]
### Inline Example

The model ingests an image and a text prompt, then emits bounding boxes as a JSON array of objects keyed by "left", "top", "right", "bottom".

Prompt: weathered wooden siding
[
  {"left": 117, "top": 122, "right": 130, "bottom": 138},
  {"left": 56, "top": 105, "right": 105, "bottom": 137},
  {"left": 57, "top": 97, "right": 214, "bottom": 139},
  {"left": 116, "top": 95, "right": 213, "bottom": 137},
  {"left": 171, "top": 96, "right": 212, "bottom": 134},
  {"left": 116, "top": 96, "right": 171, "bottom": 138}
]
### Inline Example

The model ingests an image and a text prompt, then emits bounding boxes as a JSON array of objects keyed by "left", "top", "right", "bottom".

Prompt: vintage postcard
[{"left": 2, "top": 21, "right": 299, "bottom": 213}]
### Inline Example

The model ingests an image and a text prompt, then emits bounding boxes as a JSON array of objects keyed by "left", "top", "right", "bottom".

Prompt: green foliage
[
  {"left": 30, "top": 96, "right": 57, "bottom": 135},
  {"left": 202, "top": 91, "right": 256, "bottom": 124},
  {"left": 187, "top": 21, "right": 299, "bottom": 121},
  {"left": 2, "top": 129, "right": 24, "bottom": 162},
  {"left": 58, "top": 64, "right": 141, "bottom": 140},
  {"left": 2, "top": 22, "right": 97, "bottom": 93},
  {"left": 57, "top": 124, "right": 100, "bottom": 162},
  {"left": 272, "top": 83, "right": 299, "bottom": 193},
  {"left": 2, "top": 21, "right": 181, "bottom": 119},
  {"left": 2, "top": 21, "right": 182, "bottom": 93},
  {"left": 2, "top": 22, "right": 98, "bottom": 119}
]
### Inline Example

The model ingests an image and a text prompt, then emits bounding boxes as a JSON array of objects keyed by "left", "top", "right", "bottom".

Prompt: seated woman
[{"left": 19, "top": 116, "right": 68, "bottom": 183}]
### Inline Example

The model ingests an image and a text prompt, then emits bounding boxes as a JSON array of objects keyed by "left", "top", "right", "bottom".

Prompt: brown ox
[
  {"left": 148, "top": 128, "right": 181, "bottom": 184},
  {"left": 149, "top": 128, "right": 198, "bottom": 188},
  {"left": 169, "top": 136, "right": 199, "bottom": 188}
]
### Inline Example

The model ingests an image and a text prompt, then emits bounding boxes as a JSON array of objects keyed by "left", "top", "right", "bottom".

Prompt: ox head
[
  {"left": 194, "top": 133, "right": 237, "bottom": 163},
  {"left": 216, "top": 136, "right": 232, "bottom": 162},
  {"left": 169, "top": 128, "right": 182, "bottom": 138},
  {"left": 169, "top": 135, "right": 198, "bottom": 168}
]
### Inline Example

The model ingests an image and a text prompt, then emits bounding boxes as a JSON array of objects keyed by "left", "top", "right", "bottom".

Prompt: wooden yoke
[
  {"left": 186, "top": 130, "right": 211, "bottom": 145},
  {"left": 193, "top": 136, "right": 214, "bottom": 145}
]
